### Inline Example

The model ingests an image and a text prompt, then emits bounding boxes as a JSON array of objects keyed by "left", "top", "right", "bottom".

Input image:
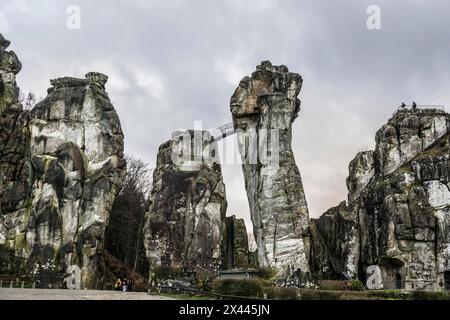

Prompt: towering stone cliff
[
  {"left": 0, "top": 34, "right": 125, "bottom": 288},
  {"left": 0, "top": 34, "right": 29, "bottom": 219},
  {"left": 230, "top": 61, "right": 311, "bottom": 279},
  {"left": 143, "top": 130, "right": 227, "bottom": 276},
  {"left": 0, "top": 34, "right": 33, "bottom": 274},
  {"left": 313, "top": 107, "right": 450, "bottom": 290}
]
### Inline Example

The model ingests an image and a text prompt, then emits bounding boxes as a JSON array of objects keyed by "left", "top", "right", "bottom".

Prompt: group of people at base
[{"left": 115, "top": 277, "right": 133, "bottom": 292}]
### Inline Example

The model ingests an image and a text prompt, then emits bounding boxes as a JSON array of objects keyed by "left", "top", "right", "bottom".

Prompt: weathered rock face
[
  {"left": 0, "top": 34, "right": 21, "bottom": 111},
  {"left": 310, "top": 201, "right": 359, "bottom": 280},
  {"left": 143, "top": 130, "right": 227, "bottom": 275},
  {"left": 230, "top": 61, "right": 311, "bottom": 279},
  {"left": 375, "top": 108, "right": 448, "bottom": 175},
  {"left": 0, "top": 34, "right": 29, "bottom": 217},
  {"left": 0, "top": 34, "right": 125, "bottom": 288},
  {"left": 346, "top": 151, "right": 374, "bottom": 203},
  {"left": 0, "top": 35, "right": 32, "bottom": 273},
  {"left": 314, "top": 107, "right": 450, "bottom": 291},
  {"left": 222, "top": 215, "right": 251, "bottom": 269}
]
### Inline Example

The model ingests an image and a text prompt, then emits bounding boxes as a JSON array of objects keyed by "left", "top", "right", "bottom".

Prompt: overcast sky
[{"left": 2, "top": 0, "right": 450, "bottom": 232}]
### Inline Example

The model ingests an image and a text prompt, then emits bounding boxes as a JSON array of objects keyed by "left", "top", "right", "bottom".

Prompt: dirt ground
[{"left": 0, "top": 288, "right": 174, "bottom": 300}]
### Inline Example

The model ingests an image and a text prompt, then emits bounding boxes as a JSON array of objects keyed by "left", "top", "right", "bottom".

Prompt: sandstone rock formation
[
  {"left": 230, "top": 61, "right": 311, "bottom": 279},
  {"left": 310, "top": 201, "right": 359, "bottom": 280},
  {"left": 5, "top": 30, "right": 450, "bottom": 293},
  {"left": 346, "top": 151, "right": 374, "bottom": 203},
  {"left": 313, "top": 107, "right": 450, "bottom": 290},
  {"left": 0, "top": 34, "right": 125, "bottom": 288},
  {"left": 0, "top": 34, "right": 33, "bottom": 275},
  {"left": 143, "top": 130, "right": 227, "bottom": 277},
  {"left": 222, "top": 215, "right": 252, "bottom": 269}
]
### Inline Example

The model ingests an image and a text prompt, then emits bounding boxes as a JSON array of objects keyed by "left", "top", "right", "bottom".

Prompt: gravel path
[{"left": 0, "top": 288, "right": 175, "bottom": 300}]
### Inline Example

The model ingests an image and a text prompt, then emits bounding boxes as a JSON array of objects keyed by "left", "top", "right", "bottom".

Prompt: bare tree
[
  {"left": 118, "top": 156, "right": 153, "bottom": 199},
  {"left": 105, "top": 155, "right": 153, "bottom": 275}
]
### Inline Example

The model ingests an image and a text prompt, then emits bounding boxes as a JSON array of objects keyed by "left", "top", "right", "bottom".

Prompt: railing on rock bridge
[{"left": 392, "top": 104, "right": 446, "bottom": 116}]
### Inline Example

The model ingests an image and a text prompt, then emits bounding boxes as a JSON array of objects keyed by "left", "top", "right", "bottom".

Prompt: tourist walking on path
[
  {"left": 128, "top": 279, "right": 133, "bottom": 292},
  {"left": 122, "top": 278, "right": 128, "bottom": 292},
  {"left": 115, "top": 278, "right": 122, "bottom": 291}
]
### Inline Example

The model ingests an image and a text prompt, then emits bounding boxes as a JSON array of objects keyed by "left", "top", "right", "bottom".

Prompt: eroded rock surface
[
  {"left": 375, "top": 108, "right": 448, "bottom": 175},
  {"left": 314, "top": 107, "right": 450, "bottom": 290},
  {"left": 230, "top": 61, "right": 311, "bottom": 279},
  {"left": 222, "top": 215, "right": 252, "bottom": 269},
  {"left": 311, "top": 201, "right": 359, "bottom": 280},
  {"left": 346, "top": 151, "right": 374, "bottom": 203},
  {"left": 143, "top": 130, "right": 227, "bottom": 276},
  {"left": 0, "top": 34, "right": 125, "bottom": 288},
  {"left": 0, "top": 34, "right": 32, "bottom": 273},
  {"left": 0, "top": 34, "right": 29, "bottom": 219}
]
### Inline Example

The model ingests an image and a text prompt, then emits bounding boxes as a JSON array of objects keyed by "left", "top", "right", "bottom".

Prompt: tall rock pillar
[{"left": 230, "top": 61, "right": 311, "bottom": 279}]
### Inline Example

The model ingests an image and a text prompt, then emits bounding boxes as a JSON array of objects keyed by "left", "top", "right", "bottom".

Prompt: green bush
[
  {"left": 151, "top": 266, "right": 182, "bottom": 282},
  {"left": 367, "top": 290, "right": 412, "bottom": 300},
  {"left": 263, "top": 287, "right": 299, "bottom": 300},
  {"left": 339, "top": 292, "right": 374, "bottom": 300},
  {"left": 318, "top": 280, "right": 348, "bottom": 291},
  {"left": 212, "top": 278, "right": 270, "bottom": 298},
  {"left": 318, "top": 279, "right": 365, "bottom": 291},
  {"left": 213, "top": 282, "right": 299, "bottom": 300},
  {"left": 412, "top": 290, "right": 450, "bottom": 300},
  {"left": 349, "top": 279, "right": 365, "bottom": 291},
  {"left": 277, "top": 287, "right": 299, "bottom": 300},
  {"left": 195, "top": 270, "right": 216, "bottom": 292},
  {"left": 262, "top": 287, "right": 450, "bottom": 300},
  {"left": 367, "top": 289, "right": 450, "bottom": 300},
  {"left": 297, "top": 289, "right": 340, "bottom": 300},
  {"left": 297, "top": 289, "right": 321, "bottom": 300},
  {"left": 262, "top": 287, "right": 280, "bottom": 299},
  {"left": 316, "top": 290, "right": 341, "bottom": 300},
  {"left": 256, "top": 266, "right": 278, "bottom": 280}
]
